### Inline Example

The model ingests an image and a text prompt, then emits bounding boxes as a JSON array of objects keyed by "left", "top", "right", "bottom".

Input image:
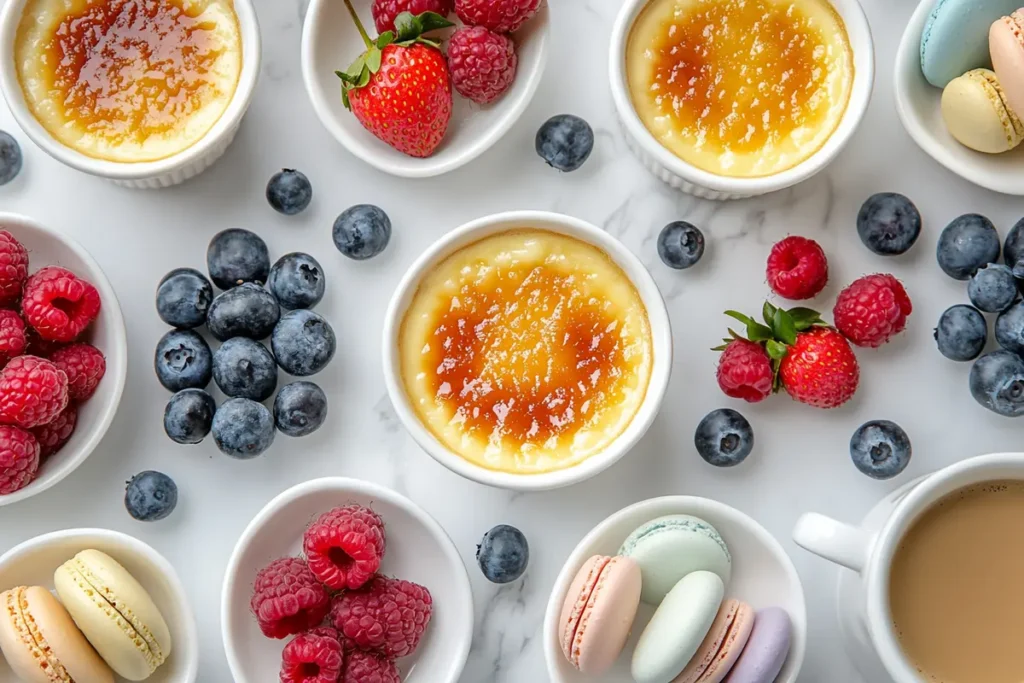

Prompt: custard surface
[
  {"left": 15, "top": 0, "right": 242, "bottom": 163},
  {"left": 400, "top": 231, "right": 653, "bottom": 475},
  {"left": 627, "top": 0, "right": 853, "bottom": 177}
]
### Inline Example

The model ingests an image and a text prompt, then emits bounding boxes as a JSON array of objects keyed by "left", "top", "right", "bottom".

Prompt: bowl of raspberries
[
  {"left": 0, "top": 213, "right": 126, "bottom": 505},
  {"left": 221, "top": 477, "right": 473, "bottom": 683}
]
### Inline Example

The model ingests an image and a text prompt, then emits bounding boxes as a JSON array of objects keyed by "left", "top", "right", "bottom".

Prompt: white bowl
[
  {"left": 0, "top": 528, "right": 199, "bottom": 683},
  {"left": 222, "top": 477, "right": 473, "bottom": 683},
  {"left": 301, "top": 1, "right": 549, "bottom": 178},
  {"left": 0, "top": 213, "right": 127, "bottom": 507},
  {"left": 382, "top": 211, "right": 673, "bottom": 491},
  {"left": 0, "top": 0, "right": 261, "bottom": 188},
  {"left": 894, "top": 0, "right": 1024, "bottom": 195},
  {"left": 609, "top": 0, "right": 875, "bottom": 200},
  {"left": 543, "top": 496, "right": 808, "bottom": 683}
]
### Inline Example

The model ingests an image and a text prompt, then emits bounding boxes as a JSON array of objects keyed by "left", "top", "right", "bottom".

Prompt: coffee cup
[{"left": 792, "top": 452, "right": 1024, "bottom": 682}]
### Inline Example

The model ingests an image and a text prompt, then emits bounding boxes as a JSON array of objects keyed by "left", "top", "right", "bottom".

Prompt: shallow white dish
[
  {"left": 0, "top": 528, "right": 199, "bottom": 683},
  {"left": 894, "top": 0, "right": 1024, "bottom": 195},
  {"left": 301, "top": 0, "right": 549, "bottom": 178},
  {"left": 609, "top": 0, "right": 874, "bottom": 200},
  {"left": 221, "top": 477, "right": 473, "bottom": 683},
  {"left": 0, "top": 213, "right": 127, "bottom": 507},
  {"left": 0, "top": 0, "right": 261, "bottom": 188},
  {"left": 543, "top": 496, "right": 807, "bottom": 682}
]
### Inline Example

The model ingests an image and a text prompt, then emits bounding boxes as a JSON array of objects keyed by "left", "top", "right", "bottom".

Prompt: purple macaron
[{"left": 723, "top": 607, "right": 792, "bottom": 683}]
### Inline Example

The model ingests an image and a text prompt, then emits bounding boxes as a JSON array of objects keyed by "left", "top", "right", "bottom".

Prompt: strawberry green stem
[{"left": 342, "top": 0, "right": 373, "bottom": 49}]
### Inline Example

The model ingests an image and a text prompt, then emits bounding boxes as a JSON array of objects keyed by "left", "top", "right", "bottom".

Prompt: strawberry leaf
[
  {"left": 725, "top": 310, "right": 754, "bottom": 326},
  {"left": 366, "top": 47, "right": 382, "bottom": 72},
  {"left": 394, "top": 11, "right": 454, "bottom": 43},
  {"left": 376, "top": 31, "right": 395, "bottom": 49},
  {"left": 746, "top": 321, "right": 774, "bottom": 342},
  {"left": 762, "top": 302, "right": 777, "bottom": 326},
  {"left": 766, "top": 340, "right": 789, "bottom": 360},
  {"left": 771, "top": 308, "right": 797, "bottom": 346},
  {"left": 788, "top": 307, "right": 824, "bottom": 330},
  {"left": 711, "top": 343, "right": 729, "bottom": 351}
]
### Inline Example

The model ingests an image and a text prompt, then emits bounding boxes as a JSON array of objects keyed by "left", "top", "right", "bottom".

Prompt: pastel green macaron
[{"left": 620, "top": 515, "right": 731, "bottom": 604}]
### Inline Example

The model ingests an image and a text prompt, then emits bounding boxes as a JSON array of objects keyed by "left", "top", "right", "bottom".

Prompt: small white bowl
[
  {"left": 382, "top": 211, "right": 673, "bottom": 491},
  {"left": 222, "top": 477, "right": 473, "bottom": 683},
  {"left": 301, "top": 1, "right": 549, "bottom": 178},
  {"left": 543, "top": 496, "right": 808, "bottom": 683},
  {"left": 0, "top": 0, "right": 261, "bottom": 188},
  {"left": 0, "top": 213, "right": 127, "bottom": 507},
  {"left": 609, "top": 0, "right": 874, "bottom": 200},
  {"left": 0, "top": 528, "right": 199, "bottom": 683},
  {"left": 894, "top": 0, "right": 1024, "bottom": 195}
]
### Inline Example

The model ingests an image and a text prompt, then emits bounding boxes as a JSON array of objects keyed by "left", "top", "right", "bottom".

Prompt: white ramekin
[
  {"left": 609, "top": 0, "right": 875, "bottom": 200},
  {"left": 382, "top": 211, "right": 673, "bottom": 492},
  {"left": 0, "top": 0, "right": 262, "bottom": 189}
]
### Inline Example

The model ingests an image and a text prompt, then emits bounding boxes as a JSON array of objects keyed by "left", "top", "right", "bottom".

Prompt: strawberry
[{"left": 337, "top": 3, "right": 454, "bottom": 158}]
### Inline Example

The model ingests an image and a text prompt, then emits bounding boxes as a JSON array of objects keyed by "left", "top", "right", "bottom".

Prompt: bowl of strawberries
[
  {"left": 301, "top": 0, "right": 550, "bottom": 178},
  {"left": 0, "top": 213, "right": 127, "bottom": 506}
]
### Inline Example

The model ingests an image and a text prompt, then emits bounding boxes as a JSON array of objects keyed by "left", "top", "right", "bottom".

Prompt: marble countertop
[{"left": 0, "top": 0, "right": 1019, "bottom": 680}]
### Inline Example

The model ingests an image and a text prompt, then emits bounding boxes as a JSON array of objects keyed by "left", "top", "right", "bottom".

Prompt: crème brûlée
[
  {"left": 400, "top": 230, "right": 654, "bottom": 475},
  {"left": 15, "top": 0, "right": 242, "bottom": 163},
  {"left": 627, "top": 0, "right": 854, "bottom": 178}
]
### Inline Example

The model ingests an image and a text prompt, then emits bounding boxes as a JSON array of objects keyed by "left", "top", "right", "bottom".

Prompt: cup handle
[{"left": 792, "top": 513, "right": 874, "bottom": 573}]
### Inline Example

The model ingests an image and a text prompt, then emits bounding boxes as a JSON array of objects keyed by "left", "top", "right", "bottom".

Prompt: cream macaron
[
  {"left": 941, "top": 68, "right": 1024, "bottom": 153},
  {"left": 54, "top": 550, "right": 172, "bottom": 681}
]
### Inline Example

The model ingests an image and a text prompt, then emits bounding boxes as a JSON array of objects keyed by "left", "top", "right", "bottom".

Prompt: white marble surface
[{"left": 0, "top": 0, "right": 1021, "bottom": 681}]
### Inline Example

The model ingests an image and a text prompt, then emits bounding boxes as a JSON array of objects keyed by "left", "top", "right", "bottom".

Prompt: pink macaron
[
  {"left": 990, "top": 9, "right": 1024, "bottom": 117},
  {"left": 674, "top": 599, "right": 756, "bottom": 683},
  {"left": 559, "top": 554, "right": 642, "bottom": 675}
]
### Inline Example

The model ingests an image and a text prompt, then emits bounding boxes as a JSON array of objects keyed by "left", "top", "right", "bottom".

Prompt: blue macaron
[{"left": 920, "top": 0, "right": 1021, "bottom": 87}]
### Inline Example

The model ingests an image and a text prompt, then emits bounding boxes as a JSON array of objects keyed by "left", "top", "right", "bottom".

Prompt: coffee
[{"left": 889, "top": 480, "right": 1024, "bottom": 682}]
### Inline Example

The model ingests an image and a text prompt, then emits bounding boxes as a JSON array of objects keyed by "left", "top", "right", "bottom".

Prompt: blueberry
[
  {"left": 996, "top": 301, "right": 1024, "bottom": 354},
  {"left": 856, "top": 193, "right": 921, "bottom": 256},
  {"left": 154, "top": 330, "right": 212, "bottom": 391},
  {"left": 658, "top": 221, "right": 705, "bottom": 270},
  {"left": 274, "top": 381, "right": 328, "bottom": 437},
  {"left": 1005, "top": 217, "right": 1024, "bottom": 277},
  {"left": 332, "top": 205, "right": 391, "bottom": 260},
  {"left": 271, "top": 310, "right": 336, "bottom": 376},
  {"left": 268, "top": 253, "right": 325, "bottom": 310},
  {"left": 163, "top": 389, "right": 216, "bottom": 445},
  {"left": 969, "top": 263, "right": 1018, "bottom": 312},
  {"left": 213, "top": 337, "right": 278, "bottom": 401},
  {"left": 266, "top": 169, "right": 312, "bottom": 216},
  {"left": 207, "top": 228, "right": 271, "bottom": 289},
  {"left": 849, "top": 420, "right": 912, "bottom": 480},
  {"left": 694, "top": 409, "right": 753, "bottom": 467},
  {"left": 970, "top": 350, "right": 1024, "bottom": 417},
  {"left": 0, "top": 131, "right": 22, "bottom": 186},
  {"left": 125, "top": 471, "right": 178, "bottom": 522},
  {"left": 212, "top": 398, "right": 276, "bottom": 458},
  {"left": 935, "top": 305, "right": 987, "bottom": 362},
  {"left": 206, "top": 283, "right": 280, "bottom": 341},
  {"left": 156, "top": 268, "right": 213, "bottom": 329},
  {"left": 476, "top": 525, "right": 529, "bottom": 584},
  {"left": 535, "top": 114, "right": 594, "bottom": 172},
  {"left": 936, "top": 214, "right": 1001, "bottom": 280}
]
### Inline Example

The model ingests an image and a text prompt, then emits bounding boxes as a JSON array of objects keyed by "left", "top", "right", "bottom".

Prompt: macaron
[
  {"left": 941, "top": 68, "right": 1024, "bottom": 152},
  {"left": 54, "top": 549, "right": 172, "bottom": 681},
  {"left": 0, "top": 585, "right": 114, "bottom": 683},
  {"left": 620, "top": 515, "right": 731, "bottom": 605},
  {"left": 675, "top": 599, "right": 755, "bottom": 683},
  {"left": 558, "top": 554, "right": 642, "bottom": 675},
  {"left": 723, "top": 607, "right": 793, "bottom": 683},
  {"left": 632, "top": 570, "right": 725, "bottom": 683},
  {"left": 920, "top": 0, "right": 1021, "bottom": 87},
  {"left": 990, "top": 10, "right": 1024, "bottom": 118}
]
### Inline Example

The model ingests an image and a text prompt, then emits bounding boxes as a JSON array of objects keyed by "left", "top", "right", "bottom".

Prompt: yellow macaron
[{"left": 941, "top": 68, "right": 1024, "bottom": 153}]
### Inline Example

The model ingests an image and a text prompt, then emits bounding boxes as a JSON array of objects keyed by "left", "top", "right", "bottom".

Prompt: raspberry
[
  {"left": 304, "top": 505, "right": 386, "bottom": 591},
  {"left": 33, "top": 404, "right": 76, "bottom": 459},
  {"left": 21, "top": 267, "right": 101, "bottom": 343},
  {"left": 371, "top": 0, "right": 453, "bottom": 33},
  {"left": 716, "top": 339, "right": 773, "bottom": 403},
  {"left": 0, "top": 230, "right": 28, "bottom": 306},
  {"left": 447, "top": 26, "right": 518, "bottom": 104},
  {"left": 766, "top": 236, "right": 829, "bottom": 300},
  {"left": 331, "top": 576, "right": 432, "bottom": 658},
  {"left": 280, "top": 627, "right": 344, "bottom": 683},
  {"left": 455, "top": 0, "right": 540, "bottom": 33},
  {"left": 341, "top": 651, "right": 400, "bottom": 683},
  {"left": 0, "top": 309, "right": 26, "bottom": 366},
  {"left": 50, "top": 344, "right": 106, "bottom": 401},
  {"left": 0, "top": 425, "right": 39, "bottom": 494},
  {"left": 833, "top": 274, "right": 913, "bottom": 348},
  {"left": 0, "top": 356, "right": 69, "bottom": 429},
  {"left": 251, "top": 557, "right": 331, "bottom": 640}
]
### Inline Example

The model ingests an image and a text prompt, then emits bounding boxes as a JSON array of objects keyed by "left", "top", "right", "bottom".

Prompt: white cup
[{"left": 792, "top": 452, "right": 1024, "bottom": 682}]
